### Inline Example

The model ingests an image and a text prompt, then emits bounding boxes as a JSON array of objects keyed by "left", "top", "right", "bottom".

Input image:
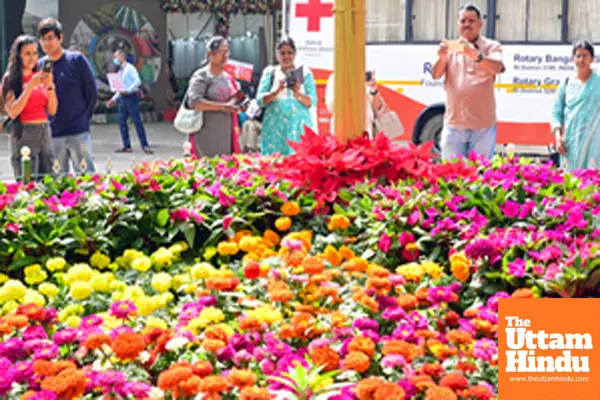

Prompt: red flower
[{"left": 244, "top": 262, "right": 261, "bottom": 280}]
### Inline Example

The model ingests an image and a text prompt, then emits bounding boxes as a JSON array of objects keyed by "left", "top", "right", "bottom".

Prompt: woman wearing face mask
[
  {"left": 256, "top": 36, "right": 317, "bottom": 156},
  {"left": 185, "top": 36, "right": 244, "bottom": 157},
  {"left": 552, "top": 40, "right": 600, "bottom": 170},
  {"left": 2, "top": 35, "right": 57, "bottom": 179}
]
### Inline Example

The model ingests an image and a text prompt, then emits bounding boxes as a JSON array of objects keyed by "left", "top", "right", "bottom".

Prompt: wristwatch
[
  {"left": 370, "top": 89, "right": 379, "bottom": 95},
  {"left": 476, "top": 53, "right": 484, "bottom": 63},
  {"left": 47, "top": 85, "right": 54, "bottom": 91}
]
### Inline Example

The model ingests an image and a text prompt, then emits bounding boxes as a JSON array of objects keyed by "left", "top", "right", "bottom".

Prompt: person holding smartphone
[
  {"left": 431, "top": 3, "right": 505, "bottom": 161},
  {"left": 256, "top": 36, "right": 317, "bottom": 156},
  {"left": 2, "top": 35, "right": 57, "bottom": 179}
]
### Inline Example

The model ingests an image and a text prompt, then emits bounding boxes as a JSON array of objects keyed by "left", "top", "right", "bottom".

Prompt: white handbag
[
  {"left": 174, "top": 93, "right": 203, "bottom": 134},
  {"left": 374, "top": 106, "right": 404, "bottom": 140}
]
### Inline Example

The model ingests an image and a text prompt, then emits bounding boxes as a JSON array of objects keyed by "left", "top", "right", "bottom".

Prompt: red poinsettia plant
[{"left": 272, "top": 127, "right": 450, "bottom": 204}]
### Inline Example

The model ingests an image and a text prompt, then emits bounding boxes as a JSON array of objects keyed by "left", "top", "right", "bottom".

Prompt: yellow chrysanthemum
[
  {"left": 24, "top": 289, "right": 45, "bottom": 307},
  {"left": 217, "top": 241, "right": 239, "bottom": 256},
  {"left": 38, "top": 282, "right": 59, "bottom": 298},
  {"left": 24, "top": 264, "right": 48, "bottom": 285},
  {"left": 190, "top": 263, "right": 217, "bottom": 281},
  {"left": 151, "top": 247, "right": 173, "bottom": 268},
  {"left": 450, "top": 252, "right": 471, "bottom": 282},
  {"left": 0, "top": 273, "right": 9, "bottom": 285},
  {"left": 90, "top": 251, "right": 111, "bottom": 270},
  {"left": 91, "top": 273, "right": 115, "bottom": 293},
  {"left": 66, "top": 264, "right": 94, "bottom": 283},
  {"left": 422, "top": 261, "right": 444, "bottom": 281},
  {"left": 65, "top": 316, "right": 81, "bottom": 328},
  {"left": 70, "top": 281, "right": 93, "bottom": 300},
  {"left": 151, "top": 272, "right": 172, "bottom": 293},
  {"left": 0, "top": 280, "right": 27, "bottom": 302},
  {"left": 247, "top": 305, "right": 283, "bottom": 325},
  {"left": 131, "top": 256, "right": 152, "bottom": 272},
  {"left": 396, "top": 263, "right": 425, "bottom": 282},
  {"left": 46, "top": 257, "right": 66, "bottom": 272},
  {"left": 327, "top": 215, "right": 350, "bottom": 231},
  {"left": 146, "top": 317, "right": 168, "bottom": 331}
]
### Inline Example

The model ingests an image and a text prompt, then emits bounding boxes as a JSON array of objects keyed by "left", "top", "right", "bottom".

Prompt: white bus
[{"left": 286, "top": 0, "right": 600, "bottom": 153}]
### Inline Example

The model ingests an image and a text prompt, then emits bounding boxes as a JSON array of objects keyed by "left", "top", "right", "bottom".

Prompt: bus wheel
[{"left": 418, "top": 112, "right": 444, "bottom": 153}]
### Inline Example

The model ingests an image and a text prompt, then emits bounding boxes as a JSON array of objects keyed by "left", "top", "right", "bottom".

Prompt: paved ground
[{"left": 0, "top": 122, "right": 188, "bottom": 180}]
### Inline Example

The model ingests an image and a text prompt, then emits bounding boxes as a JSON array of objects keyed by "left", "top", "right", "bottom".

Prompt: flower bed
[{"left": 0, "top": 134, "right": 599, "bottom": 399}]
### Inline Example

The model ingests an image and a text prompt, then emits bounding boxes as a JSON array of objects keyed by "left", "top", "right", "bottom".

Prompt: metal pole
[
  {"left": 1, "top": 0, "right": 6, "bottom": 73},
  {"left": 282, "top": 0, "right": 287, "bottom": 34}
]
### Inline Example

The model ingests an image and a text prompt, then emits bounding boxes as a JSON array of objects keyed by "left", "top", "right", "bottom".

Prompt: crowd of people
[{"left": 2, "top": 4, "right": 599, "bottom": 181}]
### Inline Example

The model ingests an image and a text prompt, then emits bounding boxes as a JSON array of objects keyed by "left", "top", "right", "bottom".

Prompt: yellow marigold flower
[
  {"left": 450, "top": 252, "right": 471, "bottom": 282},
  {"left": 66, "top": 264, "right": 94, "bottom": 283},
  {"left": 131, "top": 256, "right": 152, "bottom": 272},
  {"left": 396, "top": 263, "right": 425, "bottom": 282},
  {"left": 46, "top": 257, "right": 66, "bottom": 272},
  {"left": 203, "top": 246, "right": 217, "bottom": 261},
  {"left": 233, "top": 230, "right": 253, "bottom": 243},
  {"left": 239, "top": 236, "right": 263, "bottom": 253},
  {"left": 23, "top": 289, "right": 45, "bottom": 306},
  {"left": 151, "top": 272, "right": 172, "bottom": 293},
  {"left": 171, "top": 273, "right": 190, "bottom": 290},
  {"left": 151, "top": 247, "right": 174, "bottom": 268},
  {"left": 24, "top": 264, "right": 48, "bottom": 285},
  {"left": 146, "top": 317, "right": 168, "bottom": 331},
  {"left": 247, "top": 305, "right": 283, "bottom": 325},
  {"left": 324, "top": 245, "right": 342, "bottom": 266},
  {"left": 2, "top": 301, "right": 18, "bottom": 315},
  {"left": 263, "top": 229, "right": 281, "bottom": 246},
  {"left": 0, "top": 280, "right": 27, "bottom": 302},
  {"left": 70, "top": 281, "right": 93, "bottom": 300},
  {"left": 124, "top": 285, "right": 145, "bottom": 300},
  {"left": 65, "top": 316, "right": 81, "bottom": 328},
  {"left": 190, "top": 262, "right": 217, "bottom": 281},
  {"left": 90, "top": 251, "right": 111, "bottom": 269},
  {"left": 38, "top": 283, "right": 59, "bottom": 298},
  {"left": 275, "top": 217, "right": 292, "bottom": 232},
  {"left": 422, "top": 261, "right": 444, "bottom": 281},
  {"left": 169, "top": 241, "right": 189, "bottom": 254},
  {"left": 217, "top": 241, "right": 239, "bottom": 256},
  {"left": 135, "top": 296, "right": 155, "bottom": 317},
  {"left": 0, "top": 273, "right": 9, "bottom": 285},
  {"left": 91, "top": 273, "right": 115, "bottom": 293},
  {"left": 123, "top": 249, "right": 145, "bottom": 263},
  {"left": 281, "top": 202, "right": 301, "bottom": 217},
  {"left": 110, "top": 280, "right": 127, "bottom": 292},
  {"left": 199, "top": 307, "right": 225, "bottom": 324},
  {"left": 339, "top": 245, "right": 355, "bottom": 260},
  {"left": 184, "top": 283, "right": 198, "bottom": 294},
  {"left": 328, "top": 215, "right": 350, "bottom": 231}
]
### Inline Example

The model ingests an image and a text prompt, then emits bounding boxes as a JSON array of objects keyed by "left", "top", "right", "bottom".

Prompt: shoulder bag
[{"left": 174, "top": 91, "right": 204, "bottom": 135}]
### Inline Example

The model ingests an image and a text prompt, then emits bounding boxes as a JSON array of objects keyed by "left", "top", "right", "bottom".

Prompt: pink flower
[
  {"left": 507, "top": 258, "right": 527, "bottom": 278},
  {"left": 223, "top": 215, "right": 233, "bottom": 229},
  {"left": 111, "top": 179, "right": 127, "bottom": 192},
  {"left": 5, "top": 223, "right": 19, "bottom": 234},
  {"left": 474, "top": 338, "right": 497, "bottom": 362},
  {"left": 378, "top": 233, "right": 392, "bottom": 253},
  {"left": 109, "top": 301, "right": 137, "bottom": 320}
]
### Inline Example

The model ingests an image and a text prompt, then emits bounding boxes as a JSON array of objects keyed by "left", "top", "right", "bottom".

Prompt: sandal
[
  {"left": 143, "top": 147, "right": 154, "bottom": 155},
  {"left": 115, "top": 147, "right": 133, "bottom": 153}
]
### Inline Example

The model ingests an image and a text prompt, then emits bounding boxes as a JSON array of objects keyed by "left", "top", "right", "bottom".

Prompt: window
[
  {"left": 568, "top": 0, "right": 600, "bottom": 42},
  {"left": 22, "top": 0, "right": 59, "bottom": 36},
  {"left": 495, "top": 0, "right": 563, "bottom": 42},
  {"left": 366, "top": 0, "right": 406, "bottom": 42},
  {"left": 528, "top": 0, "right": 562, "bottom": 41},
  {"left": 411, "top": 0, "right": 447, "bottom": 41},
  {"left": 446, "top": 0, "right": 488, "bottom": 39}
]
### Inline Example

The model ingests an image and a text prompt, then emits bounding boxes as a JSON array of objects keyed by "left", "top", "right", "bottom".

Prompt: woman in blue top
[
  {"left": 256, "top": 36, "right": 317, "bottom": 156},
  {"left": 552, "top": 40, "right": 600, "bottom": 170}
]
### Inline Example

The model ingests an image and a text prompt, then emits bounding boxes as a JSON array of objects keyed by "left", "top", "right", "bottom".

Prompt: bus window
[
  {"left": 366, "top": 0, "right": 406, "bottom": 42},
  {"left": 412, "top": 0, "right": 447, "bottom": 41},
  {"left": 568, "top": 0, "right": 600, "bottom": 42},
  {"left": 446, "top": 0, "right": 488, "bottom": 39}
]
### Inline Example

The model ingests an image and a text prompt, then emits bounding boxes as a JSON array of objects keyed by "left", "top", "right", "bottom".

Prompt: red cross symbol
[{"left": 295, "top": 0, "right": 334, "bottom": 32}]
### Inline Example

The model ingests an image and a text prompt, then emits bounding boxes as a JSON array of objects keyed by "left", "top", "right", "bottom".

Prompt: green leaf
[
  {"left": 183, "top": 225, "right": 196, "bottom": 248},
  {"left": 156, "top": 209, "right": 170, "bottom": 227}
]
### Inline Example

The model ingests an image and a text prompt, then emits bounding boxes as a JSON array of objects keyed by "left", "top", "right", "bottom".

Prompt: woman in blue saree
[
  {"left": 256, "top": 36, "right": 317, "bottom": 156},
  {"left": 552, "top": 40, "right": 600, "bottom": 170}
]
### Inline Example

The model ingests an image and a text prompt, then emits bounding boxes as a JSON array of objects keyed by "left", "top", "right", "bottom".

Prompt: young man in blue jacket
[{"left": 38, "top": 18, "right": 98, "bottom": 174}]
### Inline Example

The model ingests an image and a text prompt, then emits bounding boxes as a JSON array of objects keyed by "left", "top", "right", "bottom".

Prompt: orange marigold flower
[
  {"left": 341, "top": 257, "right": 368, "bottom": 273},
  {"left": 473, "top": 318, "right": 495, "bottom": 335},
  {"left": 463, "top": 308, "right": 480, "bottom": 319},
  {"left": 352, "top": 291, "right": 379, "bottom": 313},
  {"left": 202, "top": 339, "right": 227, "bottom": 353},
  {"left": 410, "top": 375, "right": 436, "bottom": 392},
  {"left": 381, "top": 340, "right": 419, "bottom": 362},
  {"left": 198, "top": 374, "right": 230, "bottom": 393},
  {"left": 302, "top": 256, "right": 325, "bottom": 275},
  {"left": 174, "top": 375, "right": 203, "bottom": 398},
  {"left": 281, "top": 202, "right": 301, "bottom": 216},
  {"left": 397, "top": 294, "right": 418, "bottom": 310},
  {"left": 456, "top": 361, "right": 478, "bottom": 374},
  {"left": 324, "top": 245, "right": 342, "bottom": 266},
  {"left": 366, "top": 264, "right": 391, "bottom": 278},
  {"left": 269, "top": 288, "right": 294, "bottom": 303},
  {"left": 275, "top": 217, "right": 292, "bottom": 232},
  {"left": 239, "top": 386, "right": 273, "bottom": 400},
  {"left": 158, "top": 366, "right": 194, "bottom": 391},
  {"left": 192, "top": 361, "right": 214, "bottom": 377},
  {"left": 33, "top": 360, "right": 57, "bottom": 377},
  {"left": 239, "top": 315, "right": 264, "bottom": 332},
  {"left": 206, "top": 276, "right": 241, "bottom": 292},
  {"left": 354, "top": 377, "right": 383, "bottom": 399},
  {"left": 439, "top": 372, "right": 469, "bottom": 391},
  {"left": 41, "top": 368, "right": 86, "bottom": 400},
  {"left": 54, "top": 360, "right": 77, "bottom": 373},
  {"left": 111, "top": 331, "right": 146, "bottom": 362},
  {"left": 16, "top": 304, "right": 47, "bottom": 322},
  {"left": 348, "top": 336, "right": 376, "bottom": 357},
  {"left": 328, "top": 215, "right": 350, "bottom": 230},
  {"left": 4, "top": 315, "right": 29, "bottom": 329},
  {"left": 424, "top": 386, "right": 458, "bottom": 400},
  {"left": 421, "top": 362, "right": 444, "bottom": 378},
  {"left": 205, "top": 325, "right": 231, "bottom": 342},
  {"left": 263, "top": 229, "right": 281, "bottom": 246},
  {"left": 339, "top": 245, "right": 355, "bottom": 260},
  {"left": 343, "top": 351, "right": 370, "bottom": 373},
  {"left": 374, "top": 382, "right": 405, "bottom": 400},
  {"left": 446, "top": 329, "right": 474, "bottom": 345},
  {"left": 466, "top": 385, "right": 494, "bottom": 400},
  {"left": 227, "top": 368, "right": 258, "bottom": 388},
  {"left": 512, "top": 288, "right": 535, "bottom": 298},
  {"left": 308, "top": 346, "right": 340, "bottom": 372},
  {"left": 84, "top": 333, "right": 112, "bottom": 350},
  {"left": 366, "top": 276, "right": 391, "bottom": 294}
]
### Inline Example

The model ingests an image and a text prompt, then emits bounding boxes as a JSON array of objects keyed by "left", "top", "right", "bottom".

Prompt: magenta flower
[
  {"left": 474, "top": 338, "right": 497, "bottom": 362},
  {"left": 381, "top": 354, "right": 407, "bottom": 369},
  {"left": 392, "top": 323, "right": 416, "bottom": 342},
  {"left": 33, "top": 344, "right": 59, "bottom": 360},
  {"left": 80, "top": 315, "right": 103, "bottom": 330},
  {"left": 382, "top": 307, "right": 407, "bottom": 322},
  {"left": 53, "top": 328, "right": 78, "bottom": 346},
  {"left": 352, "top": 318, "right": 379, "bottom": 332},
  {"left": 23, "top": 325, "right": 48, "bottom": 341},
  {"left": 378, "top": 233, "right": 392, "bottom": 253},
  {"left": 118, "top": 382, "right": 152, "bottom": 399},
  {"left": 109, "top": 300, "right": 137, "bottom": 320},
  {"left": 507, "top": 258, "right": 527, "bottom": 278}
]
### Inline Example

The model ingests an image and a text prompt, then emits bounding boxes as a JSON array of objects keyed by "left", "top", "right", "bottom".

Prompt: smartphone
[
  {"left": 365, "top": 71, "right": 373, "bottom": 82},
  {"left": 286, "top": 71, "right": 298, "bottom": 88},
  {"left": 447, "top": 40, "right": 465, "bottom": 53},
  {"left": 42, "top": 59, "right": 53, "bottom": 73},
  {"left": 238, "top": 97, "right": 251, "bottom": 109}
]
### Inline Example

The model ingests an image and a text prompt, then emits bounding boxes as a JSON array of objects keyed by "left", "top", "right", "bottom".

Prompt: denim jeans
[
  {"left": 52, "top": 131, "right": 96, "bottom": 175},
  {"left": 440, "top": 124, "right": 497, "bottom": 161},
  {"left": 118, "top": 95, "right": 149, "bottom": 149}
]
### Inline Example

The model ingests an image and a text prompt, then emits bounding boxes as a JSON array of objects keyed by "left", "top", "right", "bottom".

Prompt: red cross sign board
[
  {"left": 295, "top": 0, "right": 334, "bottom": 32},
  {"left": 289, "top": 0, "right": 335, "bottom": 69}
]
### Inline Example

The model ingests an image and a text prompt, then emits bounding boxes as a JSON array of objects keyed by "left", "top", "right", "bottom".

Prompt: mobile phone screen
[
  {"left": 43, "top": 60, "right": 53, "bottom": 72},
  {"left": 447, "top": 40, "right": 465, "bottom": 53}
]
